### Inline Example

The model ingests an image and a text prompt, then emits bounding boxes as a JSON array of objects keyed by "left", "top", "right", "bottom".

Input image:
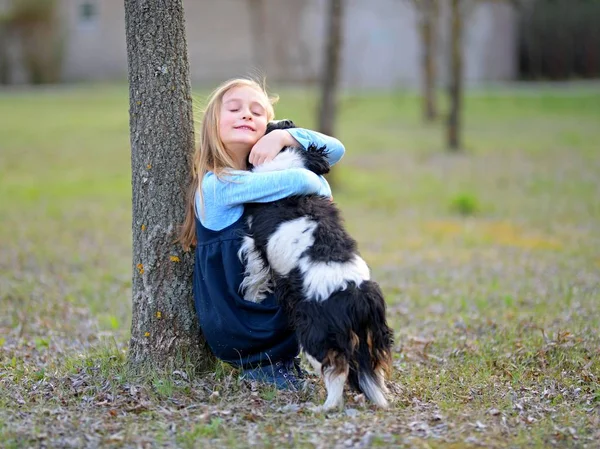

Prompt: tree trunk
[
  {"left": 125, "top": 0, "right": 211, "bottom": 374},
  {"left": 247, "top": 0, "right": 268, "bottom": 74},
  {"left": 447, "top": 0, "right": 463, "bottom": 151},
  {"left": 318, "top": 0, "right": 344, "bottom": 137},
  {"left": 0, "top": 24, "right": 9, "bottom": 85},
  {"left": 420, "top": 0, "right": 438, "bottom": 122}
]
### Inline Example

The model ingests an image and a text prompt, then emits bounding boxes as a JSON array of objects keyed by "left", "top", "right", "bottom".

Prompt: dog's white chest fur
[
  {"left": 251, "top": 216, "right": 371, "bottom": 302},
  {"left": 266, "top": 217, "right": 318, "bottom": 275},
  {"left": 298, "top": 255, "right": 370, "bottom": 302}
]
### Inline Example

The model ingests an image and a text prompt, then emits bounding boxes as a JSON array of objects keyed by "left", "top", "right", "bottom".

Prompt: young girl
[{"left": 179, "top": 78, "right": 345, "bottom": 390}]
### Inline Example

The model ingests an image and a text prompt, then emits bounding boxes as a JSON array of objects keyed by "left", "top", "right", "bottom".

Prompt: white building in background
[{"left": 5, "top": 0, "right": 518, "bottom": 88}]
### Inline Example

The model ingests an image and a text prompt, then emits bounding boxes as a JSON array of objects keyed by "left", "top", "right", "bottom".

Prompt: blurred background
[
  {"left": 1, "top": 0, "right": 599, "bottom": 147},
  {"left": 2, "top": 0, "right": 600, "bottom": 86},
  {"left": 1, "top": 2, "right": 599, "bottom": 445},
  {"left": 1, "top": 0, "right": 599, "bottom": 368}
]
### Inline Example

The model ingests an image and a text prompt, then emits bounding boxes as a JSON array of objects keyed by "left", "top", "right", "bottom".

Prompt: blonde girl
[{"left": 180, "top": 78, "right": 345, "bottom": 390}]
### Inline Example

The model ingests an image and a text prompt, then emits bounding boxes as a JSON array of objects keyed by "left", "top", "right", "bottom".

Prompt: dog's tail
[{"left": 348, "top": 281, "right": 393, "bottom": 408}]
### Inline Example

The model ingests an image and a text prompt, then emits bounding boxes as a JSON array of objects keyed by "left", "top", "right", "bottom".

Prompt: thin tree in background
[
  {"left": 0, "top": 20, "right": 9, "bottom": 85},
  {"left": 447, "top": 0, "right": 463, "bottom": 150},
  {"left": 2, "top": 0, "right": 63, "bottom": 84},
  {"left": 247, "top": 0, "right": 268, "bottom": 73},
  {"left": 124, "top": 0, "right": 211, "bottom": 373},
  {"left": 318, "top": 0, "right": 344, "bottom": 137},
  {"left": 415, "top": 0, "right": 439, "bottom": 122},
  {"left": 445, "top": 0, "right": 520, "bottom": 150}
]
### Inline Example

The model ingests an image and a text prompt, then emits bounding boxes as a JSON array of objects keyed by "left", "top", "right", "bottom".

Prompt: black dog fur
[{"left": 240, "top": 120, "right": 394, "bottom": 409}]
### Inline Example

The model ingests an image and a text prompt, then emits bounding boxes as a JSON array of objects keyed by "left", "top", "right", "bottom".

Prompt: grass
[{"left": 1, "top": 82, "right": 599, "bottom": 448}]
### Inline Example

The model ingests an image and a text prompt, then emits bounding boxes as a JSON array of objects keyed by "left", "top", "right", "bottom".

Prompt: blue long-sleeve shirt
[
  {"left": 193, "top": 128, "right": 345, "bottom": 368},
  {"left": 197, "top": 128, "right": 345, "bottom": 231}
]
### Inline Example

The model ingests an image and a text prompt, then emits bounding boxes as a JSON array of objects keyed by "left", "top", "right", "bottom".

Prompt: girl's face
[{"left": 219, "top": 86, "right": 269, "bottom": 154}]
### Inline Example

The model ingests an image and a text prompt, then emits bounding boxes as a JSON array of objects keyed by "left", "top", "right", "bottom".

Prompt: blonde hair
[{"left": 179, "top": 77, "right": 278, "bottom": 251}]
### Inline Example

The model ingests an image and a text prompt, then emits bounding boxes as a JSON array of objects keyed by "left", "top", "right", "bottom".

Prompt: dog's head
[
  {"left": 246, "top": 119, "right": 298, "bottom": 172},
  {"left": 265, "top": 119, "right": 296, "bottom": 134},
  {"left": 248, "top": 119, "right": 330, "bottom": 176}
]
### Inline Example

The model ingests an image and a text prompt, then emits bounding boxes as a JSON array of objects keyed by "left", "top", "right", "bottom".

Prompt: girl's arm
[
  {"left": 202, "top": 169, "right": 332, "bottom": 208},
  {"left": 285, "top": 128, "right": 345, "bottom": 166},
  {"left": 249, "top": 128, "right": 346, "bottom": 167}
]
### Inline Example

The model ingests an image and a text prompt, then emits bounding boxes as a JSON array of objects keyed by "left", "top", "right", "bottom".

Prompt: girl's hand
[{"left": 249, "top": 129, "right": 297, "bottom": 166}]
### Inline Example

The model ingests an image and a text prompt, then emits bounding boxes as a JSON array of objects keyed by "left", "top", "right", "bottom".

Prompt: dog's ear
[{"left": 266, "top": 119, "right": 296, "bottom": 134}]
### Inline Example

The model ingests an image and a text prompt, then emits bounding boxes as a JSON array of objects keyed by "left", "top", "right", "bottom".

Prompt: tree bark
[
  {"left": 247, "top": 0, "right": 268, "bottom": 74},
  {"left": 125, "top": 0, "right": 211, "bottom": 374},
  {"left": 447, "top": 0, "right": 463, "bottom": 151},
  {"left": 0, "top": 24, "right": 9, "bottom": 85},
  {"left": 318, "top": 0, "right": 344, "bottom": 137},
  {"left": 419, "top": 0, "right": 438, "bottom": 122}
]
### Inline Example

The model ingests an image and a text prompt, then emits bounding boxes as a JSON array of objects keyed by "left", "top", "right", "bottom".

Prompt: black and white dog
[{"left": 239, "top": 120, "right": 393, "bottom": 410}]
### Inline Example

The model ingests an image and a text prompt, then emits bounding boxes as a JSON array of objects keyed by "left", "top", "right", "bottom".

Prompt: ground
[{"left": 0, "top": 84, "right": 598, "bottom": 448}]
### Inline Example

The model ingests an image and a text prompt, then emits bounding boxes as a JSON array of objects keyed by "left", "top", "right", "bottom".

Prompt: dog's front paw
[{"left": 242, "top": 292, "right": 267, "bottom": 303}]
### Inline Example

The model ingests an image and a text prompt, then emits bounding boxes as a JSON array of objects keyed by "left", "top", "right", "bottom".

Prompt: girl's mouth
[{"left": 235, "top": 126, "right": 255, "bottom": 131}]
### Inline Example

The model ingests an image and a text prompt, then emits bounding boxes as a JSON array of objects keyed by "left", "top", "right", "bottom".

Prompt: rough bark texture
[
  {"left": 318, "top": 0, "right": 343, "bottom": 137},
  {"left": 125, "top": 0, "right": 211, "bottom": 373},
  {"left": 447, "top": 0, "right": 463, "bottom": 151},
  {"left": 419, "top": 0, "right": 438, "bottom": 122},
  {"left": 0, "top": 24, "right": 9, "bottom": 85},
  {"left": 248, "top": 0, "right": 268, "bottom": 73}
]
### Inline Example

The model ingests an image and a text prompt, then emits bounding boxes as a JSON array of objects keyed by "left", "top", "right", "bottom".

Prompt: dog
[{"left": 238, "top": 120, "right": 393, "bottom": 410}]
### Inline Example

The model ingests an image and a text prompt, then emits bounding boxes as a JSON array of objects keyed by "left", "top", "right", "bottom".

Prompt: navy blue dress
[{"left": 193, "top": 215, "right": 299, "bottom": 368}]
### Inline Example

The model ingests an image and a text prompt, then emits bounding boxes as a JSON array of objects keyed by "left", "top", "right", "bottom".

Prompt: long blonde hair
[{"left": 179, "top": 78, "right": 278, "bottom": 251}]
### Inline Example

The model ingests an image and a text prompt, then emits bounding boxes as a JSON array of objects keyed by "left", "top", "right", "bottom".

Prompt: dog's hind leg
[
  {"left": 377, "top": 367, "right": 389, "bottom": 395},
  {"left": 303, "top": 350, "right": 322, "bottom": 375},
  {"left": 358, "top": 370, "right": 389, "bottom": 408},
  {"left": 322, "top": 354, "right": 349, "bottom": 411}
]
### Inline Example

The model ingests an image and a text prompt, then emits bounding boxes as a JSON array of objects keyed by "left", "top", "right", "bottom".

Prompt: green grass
[{"left": 1, "top": 83, "right": 599, "bottom": 448}]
